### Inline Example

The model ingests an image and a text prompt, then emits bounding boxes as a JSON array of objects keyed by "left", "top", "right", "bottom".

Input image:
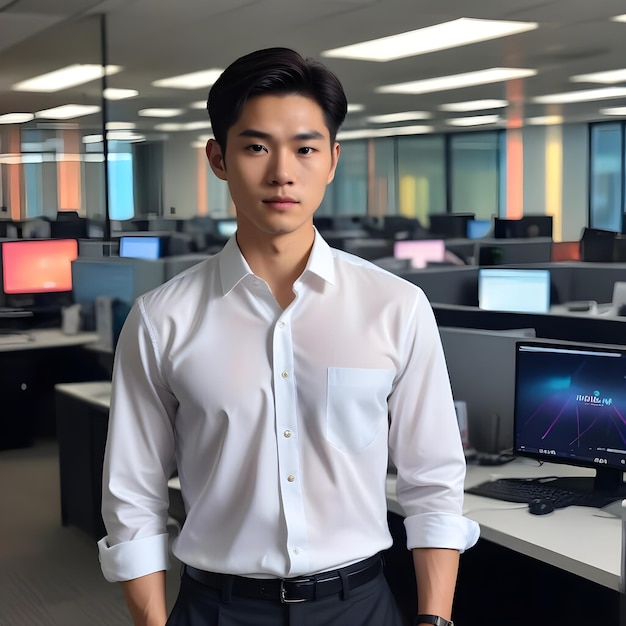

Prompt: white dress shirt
[{"left": 98, "top": 232, "right": 479, "bottom": 582}]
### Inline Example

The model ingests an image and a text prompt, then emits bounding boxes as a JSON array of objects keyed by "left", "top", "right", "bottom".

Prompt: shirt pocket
[{"left": 326, "top": 367, "right": 395, "bottom": 453}]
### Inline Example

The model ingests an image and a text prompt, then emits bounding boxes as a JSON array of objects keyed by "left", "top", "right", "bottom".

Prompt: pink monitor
[{"left": 393, "top": 239, "right": 446, "bottom": 269}]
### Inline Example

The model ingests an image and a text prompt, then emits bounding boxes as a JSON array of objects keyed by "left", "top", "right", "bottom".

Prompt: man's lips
[{"left": 262, "top": 197, "right": 299, "bottom": 210}]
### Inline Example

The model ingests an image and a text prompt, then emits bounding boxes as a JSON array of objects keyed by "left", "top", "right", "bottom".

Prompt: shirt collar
[{"left": 218, "top": 229, "right": 336, "bottom": 296}]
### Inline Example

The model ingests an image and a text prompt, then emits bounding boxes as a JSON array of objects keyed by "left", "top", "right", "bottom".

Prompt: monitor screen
[
  {"left": 2, "top": 239, "right": 78, "bottom": 294},
  {"left": 478, "top": 268, "right": 550, "bottom": 313},
  {"left": 120, "top": 236, "right": 161, "bottom": 260},
  {"left": 466, "top": 219, "right": 492, "bottom": 239},
  {"left": 216, "top": 219, "right": 237, "bottom": 238},
  {"left": 393, "top": 239, "right": 446, "bottom": 269},
  {"left": 514, "top": 341, "right": 626, "bottom": 494}
]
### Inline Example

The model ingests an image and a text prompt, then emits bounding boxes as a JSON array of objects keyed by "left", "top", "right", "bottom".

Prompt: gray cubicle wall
[
  {"left": 398, "top": 266, "right": 479, "bottom": 306},
  {"left": 439, "top": 326, "right": 536, "bottom": 453}
]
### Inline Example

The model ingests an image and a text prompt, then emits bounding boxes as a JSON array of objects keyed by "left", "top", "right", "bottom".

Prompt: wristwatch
[{"left": 415, "top": 614, "right": 454, "bottom": 626}]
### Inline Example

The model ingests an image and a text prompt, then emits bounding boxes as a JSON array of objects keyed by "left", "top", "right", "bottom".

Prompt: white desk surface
[
  {"left": 387, "top": 459, "right": 622, "bottom": 591},
  {"left": 0, "top": 328, "right": 99, "bottom": 352},
  {"left": 55, "top": 380, "right": 111, "bottom": 409}
]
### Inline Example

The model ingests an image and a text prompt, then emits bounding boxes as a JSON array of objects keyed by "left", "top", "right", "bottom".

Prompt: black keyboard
[{"left": 466, "top": 477, "right": 616, "bottom": 509}]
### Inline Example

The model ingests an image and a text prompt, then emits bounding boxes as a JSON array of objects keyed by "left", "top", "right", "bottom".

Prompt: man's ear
[{"left": 206, "top": 139, "right": 227, "bottom": 181}]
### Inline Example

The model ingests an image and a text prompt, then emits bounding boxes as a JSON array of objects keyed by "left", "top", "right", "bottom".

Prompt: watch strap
[{"left": 415, "top": 614, "right": 454, "bottom": 626}]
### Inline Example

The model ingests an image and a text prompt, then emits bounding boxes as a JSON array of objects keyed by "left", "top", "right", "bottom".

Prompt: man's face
[{"left": 207, "top": 94, "right": 340, "bottom": 241}]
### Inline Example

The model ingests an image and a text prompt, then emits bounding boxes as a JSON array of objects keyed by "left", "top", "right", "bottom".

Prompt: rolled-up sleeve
[
  {"left": 98, "top": 299, "right": 179, "bottom": 582},
  {"left": 388, "top": 289, "right": 480, "bottom": 552}
]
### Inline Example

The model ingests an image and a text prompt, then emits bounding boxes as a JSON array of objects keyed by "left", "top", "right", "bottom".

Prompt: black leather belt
[{"left": 184, "top": 553, "right": 383, "bottom": 604}]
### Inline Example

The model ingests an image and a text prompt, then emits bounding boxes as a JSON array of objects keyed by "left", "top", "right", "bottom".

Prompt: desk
[
  {"left": 388, "top": 459, "right": 621, "bottom": 591},
  {"left": 0, "top": 330, "right": 101, "bottom": 449},
  {"left": 56, "top": 381, "right": 112, "bottom": 538},
  {"left": 387, "top": 460, "right": 621, "bottom": 625}
]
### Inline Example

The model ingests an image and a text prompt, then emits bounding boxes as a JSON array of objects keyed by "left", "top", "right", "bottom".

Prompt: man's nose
[{"left": 267, "top": 150, "right": 294, "bottom": 186}]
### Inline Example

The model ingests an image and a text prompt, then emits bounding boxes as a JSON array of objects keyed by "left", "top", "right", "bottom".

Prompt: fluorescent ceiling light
[
  {"left": 446, "top": 114, "right": 501, "bottom": 127},
  {"left": 0, "top": 113, "right": 34, "bottom": 124},
  {"left": 570, "top": 69, "right": 626, "bottom": 84},
  {"left": 347, "top": 103, "right": 365, "bottom": 113},
  {"left": 198, "top": 134, "right": 214, "bottom": 142},
  {"left": 377, "top": 67, "right": 536, "bottom": 95},
  {"left": 103, "top": 88, "right": 139, "bottom": 100},
  {"left": 154, "top": 121, "right": 212, "bottom": 131},
  {"left": 35, "top": 104, "right": 101, "bottom": 119},
  {"left": 611, "top": 14, "right": 626, "bottom": 23},
  {"left": 367, "top": 111, "right": 431, "bottom": 123},
  {"left": 106, "top": 121, "right": 136, "bottom": 130},
  {"left": 12, "top": 64, "right": 121, "bottom": 92},
  {"left": 138, "top": 108, "right": 183, "bottom": 118},
  {"left": 337, "top": 125, "right": 432, "bottom": 140},
  {"left": 152, "top": 69, "right": 223, "bottom": 89},
  {"left": 600, "top": 107, "right": 626, "bottom": 116},
  {"left": 439, "top": 99, "right": 508, "bottom": 112},
  {"left": 191, "top": 140, "right": 207, "bottom": 148},
  {"left": 190, "top": 100, "right": 208, "bottom": 109},
  {"left": 322, "top": 18, "right": 537, "bottom": 62},
  {"left": 108, "top": 131, "right": 145, "bottom": 142},
  {"left": 526, "top": 115, "right": 563, "bottom": 125},
  {"left": 82, "top": 134, "right": 103, "bottom": 144},
  {"left": 533, "top": 87, "right": 626, "bottom": 104}
]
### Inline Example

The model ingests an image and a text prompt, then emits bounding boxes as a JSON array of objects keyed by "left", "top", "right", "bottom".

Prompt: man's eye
[
  {"left": 298, "top": 147, "right": 315, "bottom": 155},
  {"left": 247, "top": 144, "right": 266, "bottom": 153}
]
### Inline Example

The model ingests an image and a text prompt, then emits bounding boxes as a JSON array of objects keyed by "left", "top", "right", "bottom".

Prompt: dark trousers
[{"left": 166, "top": 568, "right": 408, "bottom": 626}]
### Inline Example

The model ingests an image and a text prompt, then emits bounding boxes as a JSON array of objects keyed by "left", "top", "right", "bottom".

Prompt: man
[{"left": 98, "top": 47, "right": 479, "bottom": 626}]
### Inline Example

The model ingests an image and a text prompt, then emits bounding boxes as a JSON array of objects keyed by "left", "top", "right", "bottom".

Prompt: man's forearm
[
  {"left": 121, "top": 571, "right": 168, "bottom": 626},
  {"left": 412, "top": 547, "right": 460, "bottom": 622}
]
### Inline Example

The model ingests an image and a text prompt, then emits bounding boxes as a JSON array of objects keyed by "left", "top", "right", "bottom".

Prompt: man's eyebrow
[{"left": 238, "top": 129, "right": 326, "bottom": 141}]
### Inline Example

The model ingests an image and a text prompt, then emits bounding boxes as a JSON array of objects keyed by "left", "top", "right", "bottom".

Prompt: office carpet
[{"left": 0, "top": 439, "right": 180, "bottom": 626}]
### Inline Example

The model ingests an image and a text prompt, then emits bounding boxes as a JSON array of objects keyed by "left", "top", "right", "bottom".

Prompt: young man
[{"left": 98, "top": 47, "right": 479, "bottom": 626}]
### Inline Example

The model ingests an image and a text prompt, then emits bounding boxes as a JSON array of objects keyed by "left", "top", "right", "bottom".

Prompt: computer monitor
[
  {"left": 580, "top": 227, "right": 617, "bottom": 262},
  {"left": 1, "top": 239, "right": 78, "bottom": 307},
  {"left": 466, "top": 219, "right": 492, "bottom": 239},
  {"left": 215, "top": 218, "right": 238, "bottom": 239},
  {"left": 514, "top": 341, "right": 626, "bottom": 498},
  {"left": 393, "top": 239, "right": 446, "bottom": 269},
  {"left": 494, "top": 216, "right": 553, "bottom": 239},
  {"left": 478, "top": 268, "right": 551, "bottom": 313},
  {"left": 119, "top": 236, "right": 161, "bottom": 260},
  {"left": 428, "top": 213, "right": 475, "bottom": 239}
]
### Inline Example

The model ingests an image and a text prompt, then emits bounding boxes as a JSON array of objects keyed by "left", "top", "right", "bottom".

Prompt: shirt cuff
[
  {"left": 403, "top": 512, "right": 480, "bottom": 553},
  {"left": 98, "top": 533, "right": 170, "bottom": 582}
]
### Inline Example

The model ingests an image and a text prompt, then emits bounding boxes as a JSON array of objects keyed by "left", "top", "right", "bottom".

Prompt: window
[{"left": 589, "top": 123, "right": 624, "bottom": 233}]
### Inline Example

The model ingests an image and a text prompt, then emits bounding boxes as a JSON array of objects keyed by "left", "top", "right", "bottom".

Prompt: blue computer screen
[
  {"left": 119, "top": 236, "right": 161, "bottom": 260},
  {"left": 466, "top": 219, "right": 492, "bottom": 239},
  {"left": 478, "top": 268, "right": 551, "bottom": 313}
]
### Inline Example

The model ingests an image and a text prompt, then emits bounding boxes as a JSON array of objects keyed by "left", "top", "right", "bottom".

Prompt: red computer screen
[{"left": 2, "top": 239, "right": 78, "bottom": 294}]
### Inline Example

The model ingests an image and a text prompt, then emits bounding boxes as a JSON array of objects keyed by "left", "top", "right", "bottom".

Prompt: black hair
[{"left": 207, "top": 47, "right": 347, "bottom": 153}]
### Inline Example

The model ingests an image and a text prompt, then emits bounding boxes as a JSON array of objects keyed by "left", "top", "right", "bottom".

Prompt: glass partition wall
[{"left": 0, "top": 15, "right": 105, "bottom": 224}]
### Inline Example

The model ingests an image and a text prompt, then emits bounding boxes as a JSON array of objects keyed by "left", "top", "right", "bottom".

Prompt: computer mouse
[{"left": 528, "top": 499, "right": 555, "bottom": 515}]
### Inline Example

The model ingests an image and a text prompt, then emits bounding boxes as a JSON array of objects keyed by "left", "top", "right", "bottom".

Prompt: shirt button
[
  {"left": 278, "top": 321, "right": 285, "bottom": 328},
  {"left": 284, "top": 430, "right": 292, "bottom": 438},
  {"left": 287, "top": 474, "right": 295, "bottom": 482},
  {"left": 281, "top": 371, "right": 289, "bottom": 379},
  {"left": 293, "top": 547, "right": 301, "bottom": 555}
]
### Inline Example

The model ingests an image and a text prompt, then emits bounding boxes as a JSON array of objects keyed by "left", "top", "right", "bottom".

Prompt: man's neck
[{"left": 236, "top": 227, "right": 315, "bottom": 309}]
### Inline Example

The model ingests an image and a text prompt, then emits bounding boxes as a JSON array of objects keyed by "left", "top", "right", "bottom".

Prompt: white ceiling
[{"left": 1, "top": 0, "right": 626, "bottom": 136}]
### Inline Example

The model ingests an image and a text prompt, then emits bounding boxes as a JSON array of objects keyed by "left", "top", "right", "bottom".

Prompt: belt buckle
[{"left": 280, "top": 578, "right": 310, "bottom": 604}]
